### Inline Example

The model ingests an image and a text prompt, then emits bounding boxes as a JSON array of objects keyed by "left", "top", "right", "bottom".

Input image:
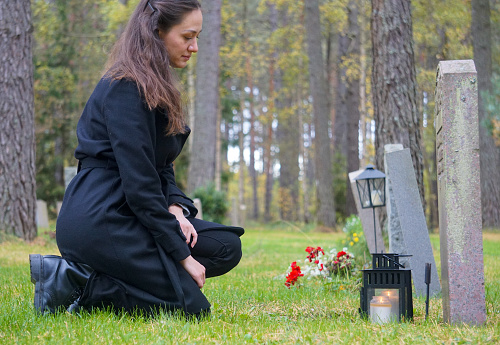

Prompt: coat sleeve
[
  {"left": 160, "top": 164, "right": 198, "bottom": 218},
  {"left": 103, "top": 79, "right": 190, "bottom": 262}
]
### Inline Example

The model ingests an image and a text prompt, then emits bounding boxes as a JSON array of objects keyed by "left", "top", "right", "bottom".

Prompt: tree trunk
[
  {"left": 0, "top": 0, "right": 37, "bottom": 240},
  {"left": 304, "top": 122, "right": 315, "bottom": 223},
  {"left": 264, "top": 2, "right": 278, "bottom": 223},
  {"left": 298, "top": 89, "right": 307, "bottom": 223},
  {"left": 371, "top": 0, "right": 424, "bottom": 210},
  {"left": 334, "top": 32, "right": 348, "bottom": 156},
  {"left": 245, "top": 49, "right": 259, "bottom": 220},
  {"left": 215, "top": 96, "right": 222, "bottom": 191},
  {"left": 238, "top": 82, "right": 246, "bottom": 225},
  {"left": 277, "top": 105, "right": 300, "bottom": 221},
  {"left": 264, "top": 62, "right": 275, "bottom": 222},
  {"left": 187, "top": 0, "right": 222, "bottom": 194},
  {"left": 269, "top": 5, "right": 299, "bottom": 222},
  {"left": 335, "top": 0, "right": 361, "bottom": 218},
  {"left": 359, "top": 1, "right": 369, "bottom": 168},
  {"left": 345, "top": 1, "right": 361, "bottom": 218},
  {"left": 187, "top": 62, "right": 195, "bottom": 155},
  {"left": 472, "top": 0, "right": 500, "bottom": 227},
  {"left": 263, "top": 120, "right": 274, "bottom": 222},
  {"left": 305, "top": 0, "right": 336, "bottom": 227}
]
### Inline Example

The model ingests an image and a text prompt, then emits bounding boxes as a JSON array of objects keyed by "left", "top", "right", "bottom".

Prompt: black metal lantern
[
  {"left": 360, "top": 253, "right": 413, "bottom": 323},
  {"left": 354, "top": 165, "right": 386, "bottom": 253}
]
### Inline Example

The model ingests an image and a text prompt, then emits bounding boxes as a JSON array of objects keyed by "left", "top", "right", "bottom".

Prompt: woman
[{"left": 29, "top": 0, "right": 243, "bottom": 318}]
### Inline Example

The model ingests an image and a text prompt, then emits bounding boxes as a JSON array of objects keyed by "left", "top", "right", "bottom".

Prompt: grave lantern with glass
[
  {"left": 354, "top": 165, "right": 386, "bottom": 253},
  {"left": 360, "top": 253, "right": 413, "bottom": 323}
]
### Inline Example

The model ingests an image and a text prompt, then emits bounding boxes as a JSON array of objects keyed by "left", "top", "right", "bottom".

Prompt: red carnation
[
  {"left": 306, "top": 246, "right": 324, "bottom": 262},
  {"left": 285, "top": 261, "right": 304, "bottom": 288}
]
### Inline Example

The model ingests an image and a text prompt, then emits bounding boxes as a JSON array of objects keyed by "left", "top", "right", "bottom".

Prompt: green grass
[{"left": 0, "top": 224, "right": 499, "bottom": 344}]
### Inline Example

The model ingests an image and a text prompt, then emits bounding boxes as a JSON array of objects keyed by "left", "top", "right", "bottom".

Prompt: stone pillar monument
[{"left": 435, "top": 60, "right": 486, "bottom": 325}]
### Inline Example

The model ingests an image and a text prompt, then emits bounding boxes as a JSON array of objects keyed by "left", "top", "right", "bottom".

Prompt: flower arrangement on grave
[
  {"left": 283, "top": 216, "right": 369, "bottom": 289},
  {"left": 323, "top": 250, "right": 355, "bottom": 277},
  {"left": 284, "top": 246, "right": 358, "bottom": 288}
]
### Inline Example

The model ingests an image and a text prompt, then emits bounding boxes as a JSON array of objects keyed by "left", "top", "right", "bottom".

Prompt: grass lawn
[{"left": 0, "top": 222, "right": 499, "bottom": 344}]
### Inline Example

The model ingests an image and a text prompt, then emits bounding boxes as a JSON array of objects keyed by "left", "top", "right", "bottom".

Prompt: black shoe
[{"left": 29, "top": 254, "right": 93, "bottom": 314}]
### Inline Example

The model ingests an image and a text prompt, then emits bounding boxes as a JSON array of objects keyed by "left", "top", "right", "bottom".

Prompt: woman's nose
[{"left": 189, "top": 40, "right": 198, "bottom": 52}]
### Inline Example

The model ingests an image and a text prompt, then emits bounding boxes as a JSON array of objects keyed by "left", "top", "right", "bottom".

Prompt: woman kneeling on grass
[{"left": 29, "top": 0, "right": 243, "bottom": 319}]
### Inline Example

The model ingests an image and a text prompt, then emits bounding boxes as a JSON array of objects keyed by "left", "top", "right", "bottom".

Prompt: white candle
[
  {"left": 381, "top": 290, "right": 399, "bottom": 321},
  {"left": 371, "top": 190, "right": 382, "bottom": 206},
  {"left": 369, "top": 296, "right": 392, "bottom": 324}
]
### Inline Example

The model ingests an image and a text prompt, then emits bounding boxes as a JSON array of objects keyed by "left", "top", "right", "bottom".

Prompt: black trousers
[
  {"left": 60, "top": 229, "right": 242, "bottom": 315},
  {"left": 189, "top": 230, "right": 242, "bottom": 278}
]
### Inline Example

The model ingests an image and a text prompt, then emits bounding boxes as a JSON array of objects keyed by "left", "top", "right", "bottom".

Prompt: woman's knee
[
  {"left": 211, "top": 232, "right": 241, "bottom": 270},
  {"left": 224, "top": 234, "right": 242, "bottom": 268},
  {"left": 195, "top": 231, "right": 242, "bottom": 277}
]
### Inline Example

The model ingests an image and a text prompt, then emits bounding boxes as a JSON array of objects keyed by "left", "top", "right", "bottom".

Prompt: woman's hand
[
  {"left": 180, "top": 255, "right": 206, "bottom": 288},
  {"left": 169, "top": 204, "right": 197, "bottom": 248}
]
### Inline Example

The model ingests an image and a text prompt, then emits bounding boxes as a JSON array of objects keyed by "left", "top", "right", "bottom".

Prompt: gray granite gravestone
[
  {"left": 193, "top": 198, "right": 203, "bottom": 220},
  {"left": 56, "top": 166, "right": 78, "bottom": 219},
  {"left": 435, "top": 60, "right": 486, "bottom": 325},
  {"left": 231, "top": 198, "right": 238, "bottom": 226},
  {"left": 385, "top": 148, "right": 441, "bottom": 297},
  {"left": 36, "top": 200, "right": 49, "bottom": 228},
  {"left": 56, "top": 201, "right": 63, "bottom": 216},
  {"left": 64, "top": 166, "right": 78, "bottom": 190},
  {"left": 384, "top": 144, "right": 404, "bottom": 256},
  {"left": 348, "top": 170, "right": 385, "bottom": 253}
]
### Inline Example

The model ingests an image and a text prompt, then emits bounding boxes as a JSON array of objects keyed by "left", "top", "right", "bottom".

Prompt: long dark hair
[{"left": 105, "top": 0, "right": 201, "bottom": 135}]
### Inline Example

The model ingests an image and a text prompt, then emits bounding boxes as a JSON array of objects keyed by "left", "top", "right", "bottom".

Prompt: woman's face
[{"left": 159, "top": 9, "right": 203, "bottom": 68}]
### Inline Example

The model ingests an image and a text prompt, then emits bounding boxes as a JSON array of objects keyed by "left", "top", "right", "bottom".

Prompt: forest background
[{"left": 11, "top": 0, "right": 500, "bottom": 238}]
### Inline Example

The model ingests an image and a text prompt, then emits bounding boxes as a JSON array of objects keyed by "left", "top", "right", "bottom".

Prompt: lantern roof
[{"left": 354, "top": 164, "right": 386, "bottom": 180}]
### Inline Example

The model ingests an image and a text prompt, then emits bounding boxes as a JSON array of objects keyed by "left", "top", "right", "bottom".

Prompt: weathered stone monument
[
  {"left": 385, "top": 147, "right": 441, "bottom": 297},
  {"left": 64, "top": 166, "right": 78, "bottom": 189},
  {"left": 349, "top": 170, "right": 385, "bottom": 253},
  {"left": 193, "top": 198, "right": 203, "bottom": 220},
  {"left": 36, "top": 200, "right": 49, "bottom": 228},
  {"left": 231, "top": 198, "right": 238, "bottom": 226},
  {"left": 384, "top": 144, "right": 404, "bottom": 255},
  {"left": 56, "top": 201, "right": 63, "bottom": 216},
  {"left": 435, "top": 60, "right": 486, "bottom": 325},
  {"left": 55, "top": 166, "right": 78, "bottom": 218}
]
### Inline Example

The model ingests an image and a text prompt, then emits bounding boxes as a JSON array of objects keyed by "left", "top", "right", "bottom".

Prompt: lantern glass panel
[
  {"left": 355, "top": 177, "right": 386, "bottom": 208},
  {"left": 368, "top": 288, "right": 399, "bottom": 323},
  {"left": 369, "top": 178, "right": 385, "bottom": 207},
  {"left": 356, "top": 180, "right": 372, "bottom": 208},
  {"left": 360, "top": 266, "right": 413, "bottom": 323}
]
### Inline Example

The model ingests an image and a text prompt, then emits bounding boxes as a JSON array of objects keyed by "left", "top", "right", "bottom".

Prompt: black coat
[{"left": 56, "top": 77, "right": 242, "bottom": 315}]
